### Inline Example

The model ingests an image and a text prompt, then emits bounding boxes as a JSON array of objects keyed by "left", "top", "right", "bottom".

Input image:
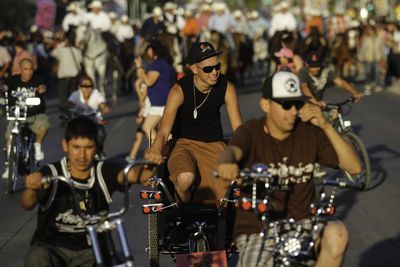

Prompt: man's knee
[
  {"left": 321, "top": 221, "right": 349, "bottom": 257},
  {"left": 24, "top": 244, "right": 61, "bottom": 267},
  {"left": 174, "top": 172, "right": 195, "bottom": 192}
]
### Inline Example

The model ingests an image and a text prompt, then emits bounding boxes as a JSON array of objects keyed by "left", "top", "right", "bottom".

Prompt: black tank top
[{"left": 172, "top": 74, "right": 227, "bottom": 142}]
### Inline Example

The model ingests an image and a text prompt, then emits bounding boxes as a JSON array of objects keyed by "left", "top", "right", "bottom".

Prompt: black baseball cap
[
  {"left": 262, "top": 71, "right": 306, "bottom": 101},
  {"left": 187, "top": 42, "right": 222, "bottom": 65}
]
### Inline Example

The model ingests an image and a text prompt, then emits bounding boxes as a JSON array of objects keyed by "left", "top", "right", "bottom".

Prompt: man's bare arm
[{"left": 225, "top": 82, "right": 242, "bottom": 131}]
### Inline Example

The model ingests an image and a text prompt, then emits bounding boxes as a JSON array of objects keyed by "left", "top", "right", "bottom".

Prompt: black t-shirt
[
  {"left": 31, "top": 158, "right": 123, "bottom": 250},
  {"left": 229, "top": 118, "right": 339, "bottom": 238},
  {"left": 5, "top": 74, "right": 46, "bottom": 116}
]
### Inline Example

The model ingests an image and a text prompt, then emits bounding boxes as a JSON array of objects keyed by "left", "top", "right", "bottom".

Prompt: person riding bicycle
[
  {"left": 21, "top": 116, "right": 154, "bottom": 267},
  {"left": 217, "top": 71, "right": 361, "bottom": 267},
  {"left": 298, "top": 51, "right": 363, "bottom": 107},
  {"left": 65, "top": 75, "right": 110, "bottom": 158},
  {"left": 2, "top": 58, "right": 50, "bottom": 179},
  {"left": 144, "top": 41, "right": 242, "bottom": 203}
]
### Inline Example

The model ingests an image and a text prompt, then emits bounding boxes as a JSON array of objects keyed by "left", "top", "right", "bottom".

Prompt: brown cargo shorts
[{"left": 167, "top": 138, "right": 230, "bottom": 201}]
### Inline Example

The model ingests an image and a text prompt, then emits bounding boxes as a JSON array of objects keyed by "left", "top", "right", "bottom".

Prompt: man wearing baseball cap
[
  {"left": 299, "top": 51, "right": 363, "bottom": 107},
  {"left": 145, "top": 41, "right": 242, "bottom": 203},
  {"left": 217, "top": 71, "right": 361, "bottom": 266}
]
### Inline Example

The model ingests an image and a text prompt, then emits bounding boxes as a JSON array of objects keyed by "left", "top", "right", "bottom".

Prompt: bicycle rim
[
  {"left": 343, "top": 131, "right": 372, "bottom": 190},
  {"left": 7, "top": 135, "right": 17, "bottom": 194}
]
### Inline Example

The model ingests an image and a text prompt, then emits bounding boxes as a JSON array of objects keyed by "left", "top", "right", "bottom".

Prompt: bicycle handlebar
[
  {"left": 324, "top": 97, "right": 355, "bottom": 111},
  {"left": 322, "top": 177, "right": 365, "bottom": 190}
]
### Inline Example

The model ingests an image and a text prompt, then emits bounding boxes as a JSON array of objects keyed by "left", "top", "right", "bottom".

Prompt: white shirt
[
  {"left": 51, "top": 42, "right": 82, "bottom": 78},
  {"left": 62, "top": 12, "right": 86, "bottom": 32},
  {"left": 208, "top": 13, "right": 236, "bottom": 33},
  {"left": 85, "top": 11, "right": 112, "bottom": 32},
  {"left": 0, "top": 46, "right": 11, "bottom": 67},
  {"left": 68, "top": 89, "right": 105, "bottom": 114},
  {"left": 269, "top": 11, "right": 297, "bottom": 37},
  {"left": 115, "top": 24, "right": 134, "bottom": 42}
]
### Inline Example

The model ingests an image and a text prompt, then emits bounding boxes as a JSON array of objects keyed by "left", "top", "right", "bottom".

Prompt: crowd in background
[{"left": 0, "top": 0, "right": 400, "bottom": 108}]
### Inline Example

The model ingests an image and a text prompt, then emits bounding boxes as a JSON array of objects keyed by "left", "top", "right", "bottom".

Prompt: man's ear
[
  {"left": 260, "top": 98, "right": 270, "bottom": 113},
  {"left": 189, "top": 64, "right": 197, "bottom": 74},
  {"left": 62, "top": 139, "right": 68, "bottom": 153}
]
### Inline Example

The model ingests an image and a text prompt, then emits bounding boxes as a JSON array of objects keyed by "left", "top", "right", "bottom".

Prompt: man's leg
[
  {"left": 196, "top": 141, "right": 229, "bottom": 201},
  {"left": 23, "top": 243, "right": 65, "bottom": 267},
  {"left": 29, "top": 114, "right": 51, "bottom": 162},
  {"left": 236, "top": 233, "right": 273, "bottom": 267},
  {"left": 168, "top": 139, "right": 197, "bottom": 202},
  {"left": 315, "top": 221, "right": 348, "bottom": 267}
]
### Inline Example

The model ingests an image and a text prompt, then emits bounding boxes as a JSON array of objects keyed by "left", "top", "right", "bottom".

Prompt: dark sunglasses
[
  {"left": 196, "top": 62, "right": 221, "bottom": 73},
  {"left": 273, "top": 100, "right": 305, "bottom": 110}
]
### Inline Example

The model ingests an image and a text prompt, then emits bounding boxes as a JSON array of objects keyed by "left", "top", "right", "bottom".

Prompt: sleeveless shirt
[
  {"left": 172, "top": 74, "right": 227, "bottom": 142},
  {"left": 31, "top": 158, "right": 122, "bottom": 250}
]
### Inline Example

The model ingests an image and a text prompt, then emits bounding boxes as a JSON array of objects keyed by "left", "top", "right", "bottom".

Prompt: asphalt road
[{"left": 1, "top": 82, "right": 400, "bottom": 267}]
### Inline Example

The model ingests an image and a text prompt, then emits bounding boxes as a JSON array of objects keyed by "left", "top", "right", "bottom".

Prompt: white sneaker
[
  {"left": 34, "top": 143, "right": 44, "bottom": 162},
  {"left": 2, "top": 169, "right": 8, "bottom": 179}
]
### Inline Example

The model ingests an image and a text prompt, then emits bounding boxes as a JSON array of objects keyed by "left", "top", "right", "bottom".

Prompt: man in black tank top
[
  {"left": 145, "top": 41, "right": 242, "bottom": 202},
  {"left": 20, "top": 116, "right": 154, "bottom": 267}
]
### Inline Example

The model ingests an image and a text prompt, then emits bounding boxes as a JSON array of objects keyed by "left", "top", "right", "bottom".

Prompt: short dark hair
[{"left": 65, "top": 116, "right": 98, "bottom": 144}]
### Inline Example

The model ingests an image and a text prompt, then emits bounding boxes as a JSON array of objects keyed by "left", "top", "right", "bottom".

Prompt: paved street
[{"left": 1, "top": 82, "right": 400, "bottom": 267}]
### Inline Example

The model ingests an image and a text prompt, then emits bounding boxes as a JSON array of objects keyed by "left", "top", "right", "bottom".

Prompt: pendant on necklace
[
  {"left": 79, "top": 201, "right": 87, "bottom": 211},
  {"left": 193, "top": 108, "right": 198, "bottom": 119}
]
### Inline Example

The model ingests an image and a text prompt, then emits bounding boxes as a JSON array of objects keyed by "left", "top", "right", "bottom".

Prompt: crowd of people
[{"left": 0, "top": 0, "right": 397, "bottom": 266}]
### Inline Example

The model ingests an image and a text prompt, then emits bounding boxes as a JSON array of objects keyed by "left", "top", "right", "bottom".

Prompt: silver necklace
[{"left": 193, "top": 79, "right": 211, "bottom": 119}]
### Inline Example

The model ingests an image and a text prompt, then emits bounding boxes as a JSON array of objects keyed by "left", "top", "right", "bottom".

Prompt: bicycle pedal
[
  {"left": 140, "top": 190, "right": 163, "bottom": 201},
  {"left": 142, "top": 203, "right": 164, "bottom": 214}
]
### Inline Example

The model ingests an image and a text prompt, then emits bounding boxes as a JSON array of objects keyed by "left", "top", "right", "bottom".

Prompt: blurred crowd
[{"left": 0, "top": 0, "right": 400, "bottom": 105}]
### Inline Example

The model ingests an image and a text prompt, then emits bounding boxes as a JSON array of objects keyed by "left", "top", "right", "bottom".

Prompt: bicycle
[
  {"left": 224, "top": 163, "right": 363, "bottom": 266},
  {"left": 3, "top": 90, "right": 41, "bottom": 193},
  {"left": 324, "top": 97, "right": 372, "bottom": 190},
  {"left": 41, "top": 159, "right": 156, "bottom": 267},
  {"left": 139, "top": 164, "right": 237, "bottom": 267}
]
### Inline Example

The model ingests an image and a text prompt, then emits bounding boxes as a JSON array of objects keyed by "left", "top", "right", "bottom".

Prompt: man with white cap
[
  {"left": 114, "top": 15, "right": 134, "bottom": 43},
  {"left": 62, "top": 2, "right": 86, "bottom": 32},
  {"left": 139, "top": 6, "right": 166, "bottom": 42},
  {"left": 217, "top": 71, "right": 361, "bottom": 267},
  {"left": 163, "top": 1, "right": 185, "bottom": 36},
  {"left": 269, "top": 1, "right": 297, "bottom": 37},
  {"left": 85, "top": 0, "right": 111, "bottom": 32},
  {"left": 208, "top": 2, "right": 237, "bottom": 51}
]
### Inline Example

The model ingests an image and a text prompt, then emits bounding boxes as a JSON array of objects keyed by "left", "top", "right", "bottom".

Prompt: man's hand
[
  {"left": 298, "top": 103, "right": 329, "bottom": 130},
  {"left": 352, "top": 92, "right": 364, "bottom": 103},
  {"left": 308, "top": 98, "right": 327, "bottom": 108},
  {"left": 25, "top": 172, "right": 44, "bottom": 191},
  {"left": 217, "top": 163, "right": 239, "bottom": 181},
  {"left": 144, "top": 147, "right": 163, "bottom": 165},
  {"left": 37, "top": 85, "right": 47, "bottom": 94}
]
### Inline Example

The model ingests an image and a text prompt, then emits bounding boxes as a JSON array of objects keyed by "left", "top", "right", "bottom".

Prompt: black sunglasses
[
  {"left": 196, "top": 62, "right": 221, "bottom": 73},
  {"left": 273, "top": 100, "right": 305, "bottom": 110}
]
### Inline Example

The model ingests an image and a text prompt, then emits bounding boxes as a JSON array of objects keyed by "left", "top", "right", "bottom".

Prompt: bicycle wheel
[
  {"left": 195, "top": 236, "right": 208, "bottom": 252},
  {"left": 7, "top": 134, "right": 18, "bottom": 194},
  {"left": 343, "top": 131, "right": 371, "bottom": 190},
  {"left": 148, "top": 201, "right": 159, "bottom": 267}
]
